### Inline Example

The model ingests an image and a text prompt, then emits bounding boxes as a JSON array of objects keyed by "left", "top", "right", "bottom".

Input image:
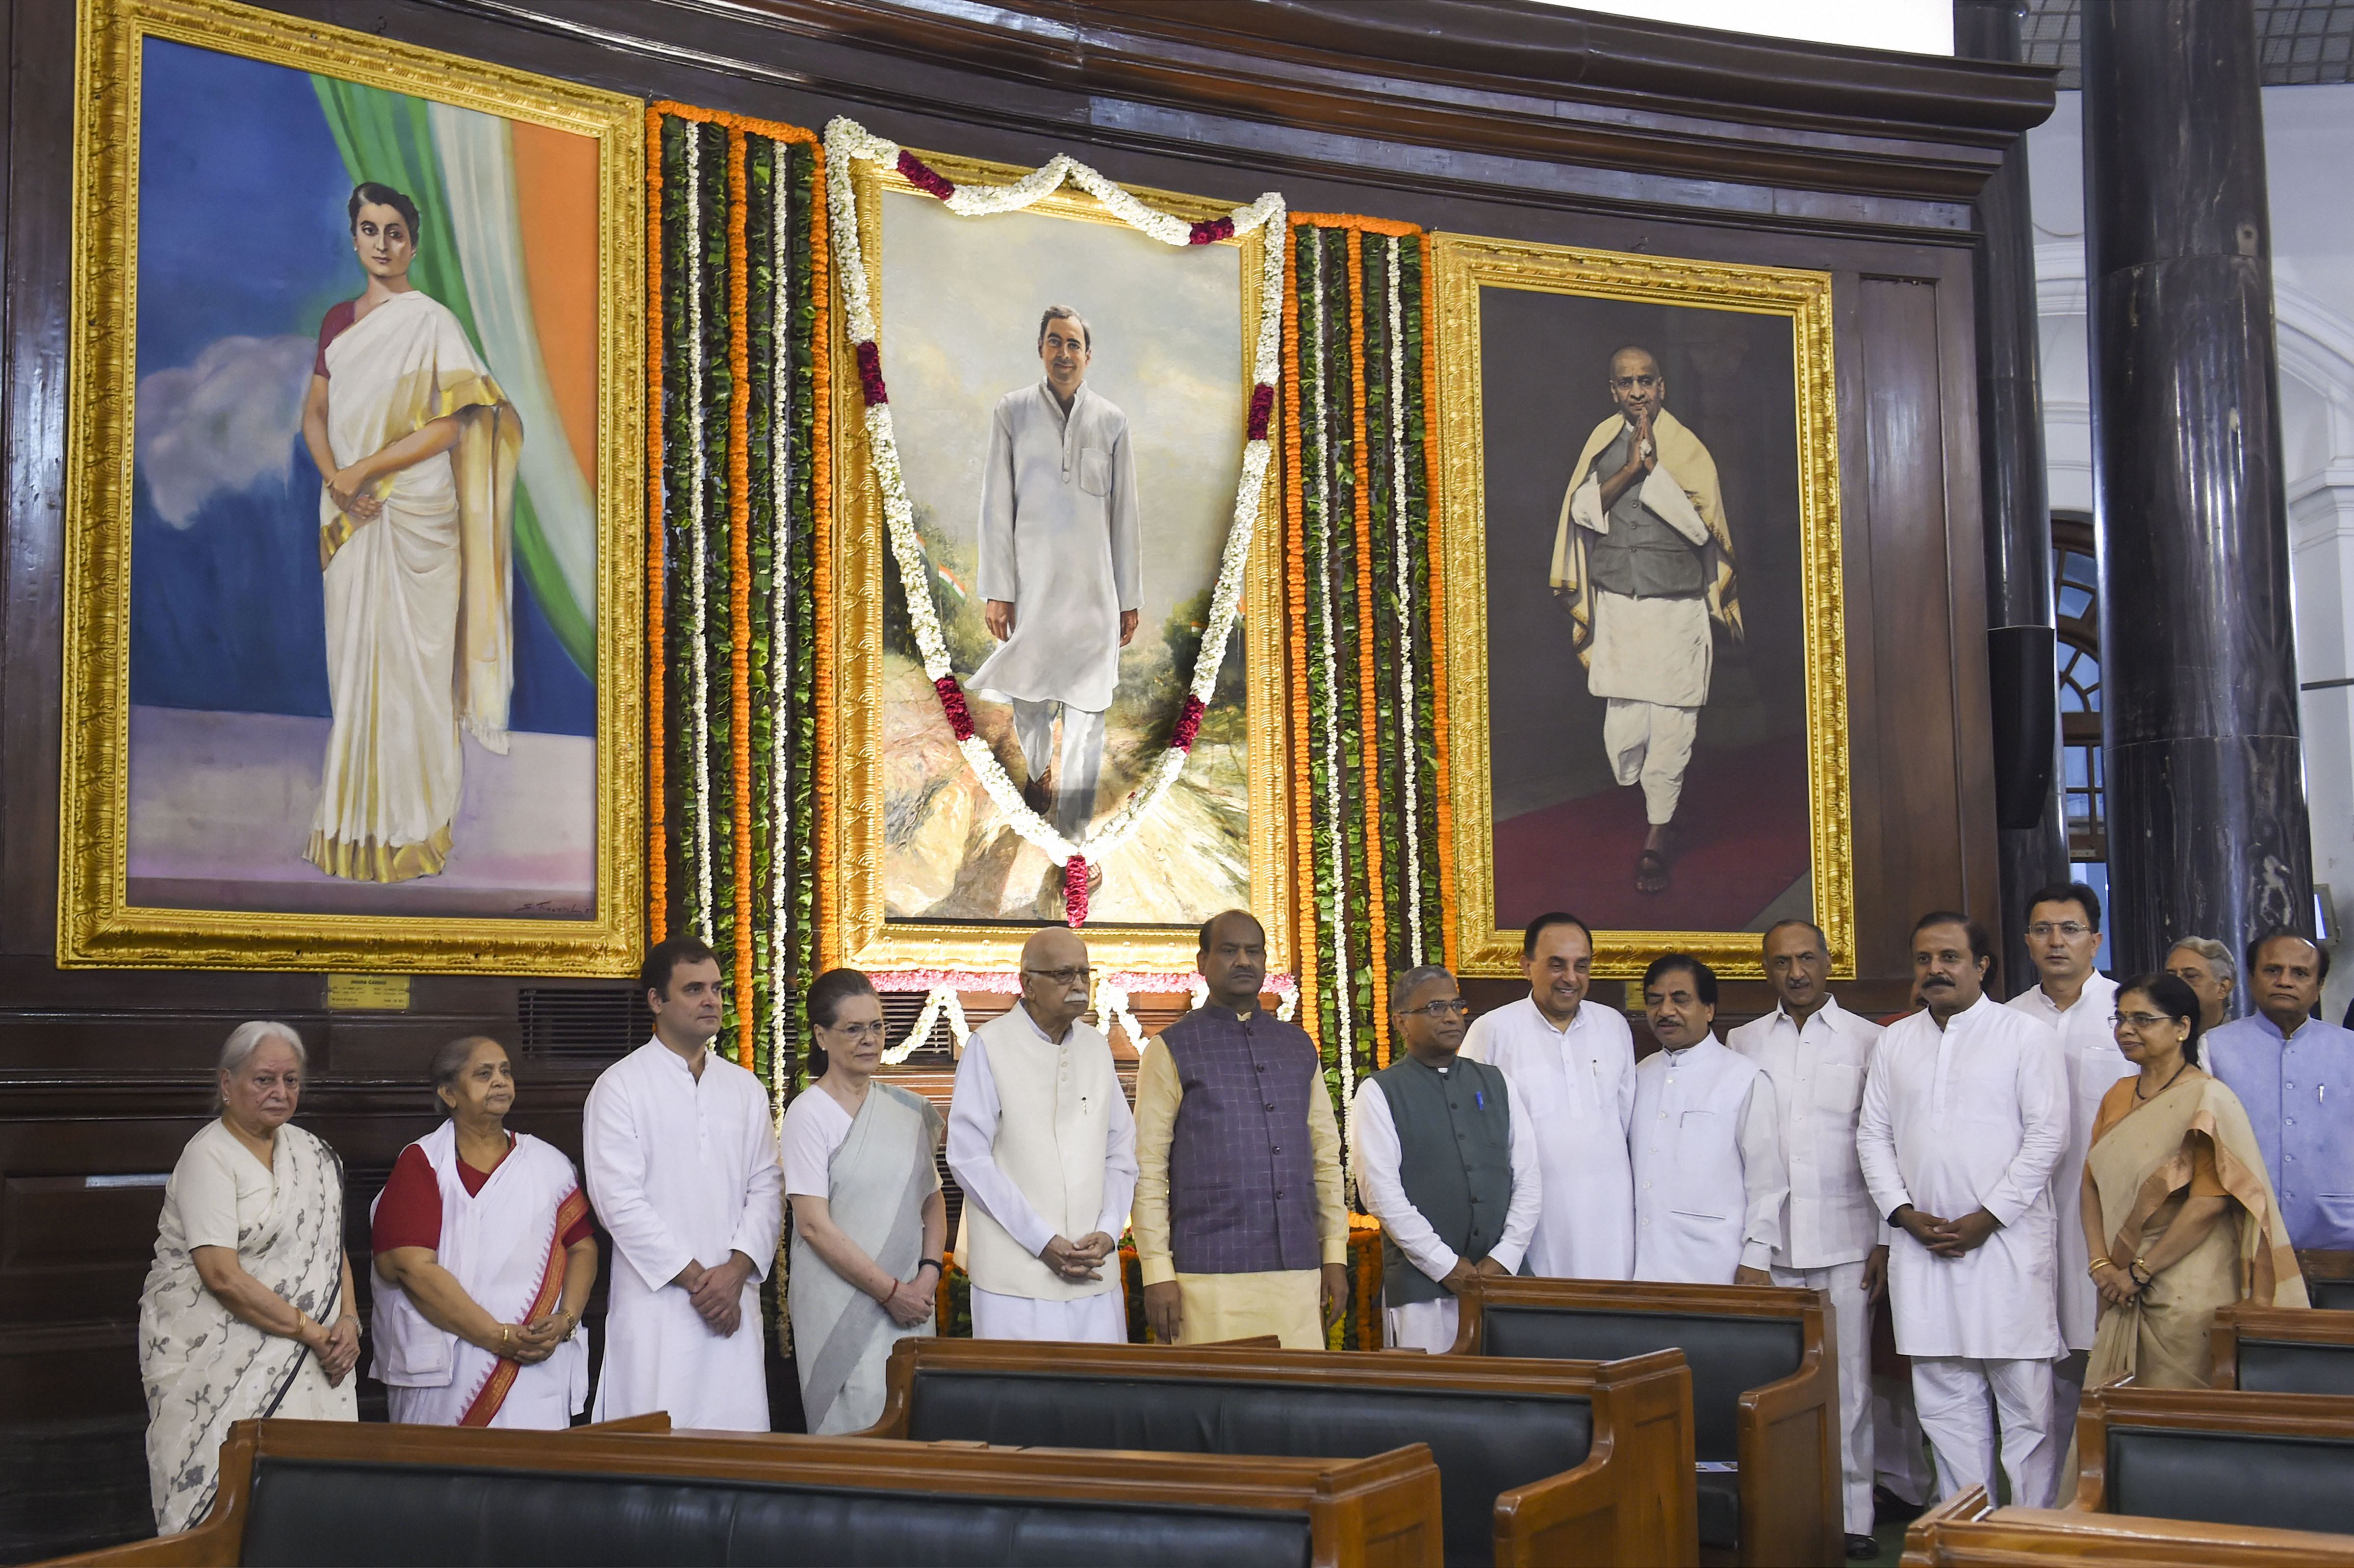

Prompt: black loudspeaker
[{"left": 1988, "top": 625, "right": 2058, "bottom": 831}]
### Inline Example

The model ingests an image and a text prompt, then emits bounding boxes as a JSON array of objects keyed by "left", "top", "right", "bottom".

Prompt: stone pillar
[
  {"left": 1956, "top": 0, "right": 2069, "bottom": 997},
  {"left": 2081, "top": 0, "right": 2312, "bottom": 977}
]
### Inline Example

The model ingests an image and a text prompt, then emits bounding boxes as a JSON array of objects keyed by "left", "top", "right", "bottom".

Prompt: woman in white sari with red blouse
[
  {"left": 298, "top": 180, "right": 520, "bottom": 884},
  {"left": 370, "top": 1035, "right": 596, "bottom": 1429}
]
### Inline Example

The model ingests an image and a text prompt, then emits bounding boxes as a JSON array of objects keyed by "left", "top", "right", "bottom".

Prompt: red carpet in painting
[{"left": 1492, "top": 733, "right": 1813, "bottom": 934}]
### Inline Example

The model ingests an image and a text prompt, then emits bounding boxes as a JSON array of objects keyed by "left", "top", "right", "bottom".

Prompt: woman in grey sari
[
  {"left": 139, "top": 1022, "right": 358, "bottom": 1533},
  {"left": 781, "top": 969, "right": 946, "bottom": 1433}
]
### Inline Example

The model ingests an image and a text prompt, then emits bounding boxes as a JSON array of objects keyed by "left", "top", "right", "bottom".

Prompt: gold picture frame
[
  {"left": 1433, "top": 232, "right": 1852, "bottom": 979},
  {"left": 58, "top": 0, "right": 645, "bottom": 973},
  {"left": 821, "top": 149, "right": 1291, "bottom": 976}
]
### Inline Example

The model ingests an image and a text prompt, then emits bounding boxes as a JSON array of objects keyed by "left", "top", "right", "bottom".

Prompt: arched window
[{"left": 2053, "top": 514, "right": 2104, "bottom": 861}]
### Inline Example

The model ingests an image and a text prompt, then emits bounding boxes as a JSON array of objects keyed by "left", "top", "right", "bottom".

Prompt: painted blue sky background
[{"left": 128, "top": 38, "right": 590, "bottom": 736}]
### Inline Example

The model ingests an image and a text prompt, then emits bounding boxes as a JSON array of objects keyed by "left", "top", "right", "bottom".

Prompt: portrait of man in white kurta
[{"left": 972, "top": 307, "right": 1142, "bottom": 863}]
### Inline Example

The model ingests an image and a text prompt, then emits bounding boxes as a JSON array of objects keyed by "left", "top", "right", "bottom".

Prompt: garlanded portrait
[
  {"left": 1434, "top": 233, "right": 1852, "bottom": 977},
  {"left": 822, "top": 136, "right": 1291, "bottom": 977},
  {"left": 59, "top": 0, "right": 643, "bottom": 973}
]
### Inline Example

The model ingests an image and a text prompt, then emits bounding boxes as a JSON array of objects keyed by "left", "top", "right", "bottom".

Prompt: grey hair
[
  {"left": 429, "top": 1034, "right": 509, "bottom": 1116},
  {"left": 1390, "top": 964, "right": 1456, "bottom": 1014},
  {"left": 216, "top": 1021, "right": 307, "bottom": 1109},
  {"left": 2169, "top": 936, "right": 2236, "bottom": 983}
]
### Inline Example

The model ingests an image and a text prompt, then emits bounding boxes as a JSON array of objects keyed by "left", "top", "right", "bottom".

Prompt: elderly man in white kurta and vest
[
  {"left": 1858, "top": 912, "right": 2068, "bottom": 1509},
  {"left": 1726, "top": 918, "right": 1890, "bottom": 1559},
  {"left": 1460, "top": 912, "right": 1637, "bottom": 1279},
  {"left": 1551, "top": 346, "right": 1742, "bottom": 895},
  {"left": 973, "top": 306, "right": 1142, "bottom": 872},
  {"left": 1353, "top": 965, "right": 1542, "bottom": 1354},
  {"left": 2003, "top": 880, "right": 2126, "bottom": 1449},
  {"left": 583, "top": 937, "right": 784, "bottom": 1431},
  {"left": 947, "top": 926, "right": 1139, "bottom": 1341},
  {"left": 1631, "top": 954, "right": 1786, "bottom": 1285}
]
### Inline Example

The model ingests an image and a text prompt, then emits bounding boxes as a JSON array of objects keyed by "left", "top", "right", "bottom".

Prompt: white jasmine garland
[
  {"left": 1387, "top": 237, "right": 1425, "bottom": 964},
  {"left": 823, "top": 118, "right": 1285, "bottom": 871},
  {"left": 1306, "top": 231, "right": 1357, "bottom": 1167},
  {"left": 1091, "top": 977, "right": 1145, "bottom": 1054},
  {"left": 770, "top": 177, "right": 794, "bottom": 1094},
  {"left": 881, "top": 984, "right": 972, "bottom": 1066},
  {"left": 685, "top": 129, "right": 714, "bottom": 945}
]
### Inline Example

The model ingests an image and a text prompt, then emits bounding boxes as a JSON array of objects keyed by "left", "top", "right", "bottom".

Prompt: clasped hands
[
  {"left": 326, "top": 463, "right": 382, "bottom": 522},
  {"left": 1040, "top": 1231, "right": 1118, "bottom": 1285},
  {"left": 1893, "top": 1204, "right": 2000, "bottom": 1259},
  {"left": 486, "top": 1311, "right": 574, "bottom": 1364},
  {"left": 673, "top": 1252, "right": 758, "bottom": 1337},
  {"left": 2091, "top": 1256, "right": 2147, "bottom": 1308},
  {"left": 1439, "top": 1255, "right": 1514, "bottom": 1294},
  {"left": 298, "top": 1313, "right": 363, "bottom": 1385},
  {"left": 877, "top": 1268, "right": 938, "bottom": 1329}
]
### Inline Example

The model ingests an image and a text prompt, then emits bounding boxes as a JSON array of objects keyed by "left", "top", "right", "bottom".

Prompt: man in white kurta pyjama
[
  {"left": 585, "top": 939, "right": 784, "bottom": 1431},
  {"left": 1859, "top": 917, "right": 2067, "bottom": 1509},
  {"left": 973, "top": 308, "right": 1141, "bottom": 846},
  {"left": 1727, "top": 918, "right": 1891, "bottom": 1549},
  {"left": 947, "top": 927, "right": 1138, "bottom": 1341},
  {"left": 1460, "top": 914, "right": 1638, "bottom": 1280}
]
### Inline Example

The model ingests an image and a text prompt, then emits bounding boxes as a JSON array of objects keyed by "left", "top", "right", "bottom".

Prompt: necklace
[{"left": 2135, "top": 1059, "right": 2192, "bottom": 1101}]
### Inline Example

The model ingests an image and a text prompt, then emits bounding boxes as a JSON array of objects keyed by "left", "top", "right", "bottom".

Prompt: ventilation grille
[{"left": 518, "top": 986, "right": 652, "bottom": 1062}]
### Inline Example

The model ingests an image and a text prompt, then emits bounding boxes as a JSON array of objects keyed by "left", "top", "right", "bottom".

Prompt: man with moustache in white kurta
[
  {"left": 584, "top": 937, "right": 785, "bottom": 1430},
  {"left": 973, "top": 307, "right": 1142, "bottom": 870},
  {"left": 1726, "top": 918, "right": 1892, "bottom": 1558},
  {"left": 1631, "top": 954, "right": 1786, "bottom": 1284},
  {"left": 947, "top": 926, "right": 1138, "bottom": 1341},
  {"left": 2003, "top": 881, "right": 2126, "bottom": 1447},
  {"left": 1460, "top": 912, "right": 1637, "bottom": 1279},
  {"left": 1858, "top": 913, "right": 2067, "bottom": 1508}
]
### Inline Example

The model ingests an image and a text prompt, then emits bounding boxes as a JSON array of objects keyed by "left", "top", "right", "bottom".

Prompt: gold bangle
[{"left": 2089, "top": 1259, "right": 2115, "bottom": 1277}]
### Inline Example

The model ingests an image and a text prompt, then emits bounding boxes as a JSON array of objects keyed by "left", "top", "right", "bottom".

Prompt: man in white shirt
[
  {"left": 1352, "top": 964, "right": 1543, "bottom": 1353},
  {"left": 2003, "top": 880, "right": 2126, "bottom": 1443},
  {"left": 1726, "top": 918, "right": 1888, "bottom": 1558},
  {"left": 972, "top": 306, "right": 1142, "bottom": 863},
  {"left": 1858, "top": 912, "right": 2067, "bottom": 1509},
  {"left": 584, "top": 936, "right": 785, "bottom": 1430},
  {"left": 947, "top": 925, "right": 1138, "bottom": 1341},
  {"left": 1460, "top": 912, "right": 1636, "bottom": 1278},
  {"left": 1632, "top": 954, "right": 1785, "bottom": 1285}
]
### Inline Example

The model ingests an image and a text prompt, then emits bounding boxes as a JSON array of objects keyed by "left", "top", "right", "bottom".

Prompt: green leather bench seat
[
  {"left": 2308, "top": 1278, "right": 2354, "bottom": 1311},
  {"left": 2105, "top": 1426, "right": 2354, "bottom": 1538},
  {"left": 234, "top": 1455, "right": 1315, "bottom": 1568},
  {"left": 1476, "top": 1304, "right": 1801, "bottom": 1550},
  {"left": 903, "top": 1365, "right": 1595, "bottom": 1567},
  {"left": 2235, "top": 1336, "right": 2354, "bottom": 1398}
]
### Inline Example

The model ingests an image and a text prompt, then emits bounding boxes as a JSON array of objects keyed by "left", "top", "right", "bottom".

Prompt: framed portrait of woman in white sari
[{"left": 58, "top": 0, "right": 644, "bottom": 973}]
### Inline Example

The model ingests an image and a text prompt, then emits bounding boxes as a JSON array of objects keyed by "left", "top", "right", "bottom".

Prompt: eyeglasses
[
  {"left": 2027, "top": 922, "right": 2092, "bottom": 940},
  {"left": 1406, "top": 998, "right": 1470, "bottom": 1019},
  {"left": 2110, "top": 1012, "right": 2176, "bottom": 1030},
  {"left": 1023, "top": 967, "right": 1092, "bottom": 988},
  {"left": 822, "top": 1020, "right": 888, "bottom": 1041}
]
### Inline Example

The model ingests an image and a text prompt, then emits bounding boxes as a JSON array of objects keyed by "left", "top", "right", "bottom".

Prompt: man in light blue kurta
[
  {"left": 972, "top": 306, "right": 1142, "bottom": 850},
  {"left": 2206, "top": 930, "right": 2354, "bottom": 1249}
]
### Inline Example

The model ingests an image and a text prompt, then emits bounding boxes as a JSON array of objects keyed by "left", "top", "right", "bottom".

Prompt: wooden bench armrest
[
  {"left": 1492, "top": 1448, "right": 1633, "bottom": 1568},
  {"left": 33, "top": 1528, "right": 238, "bottom": 1568},
  {"left": 1740, "top": 1355, "right": 1840, "bottom": 1566},
  {"left": 1898, "top": 1486, "right": 1993, "bottom": 1567},
  {"left": 573, "top": 1412, "right": 674, "bottom": 1435}
]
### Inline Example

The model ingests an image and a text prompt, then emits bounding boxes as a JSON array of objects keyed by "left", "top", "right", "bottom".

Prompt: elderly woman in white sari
[
  {"left": 139, "top": 1022, "right": 358, "bottom": 1534},
  {"left": 782, "top": 969, "right": 947, "bottom": 1433},
  {"left": 370, "top": 1035, "right": 596, "bottom": 1429},
  {"left": 299, "top": 180, "right": 520, "bottom": 884}
]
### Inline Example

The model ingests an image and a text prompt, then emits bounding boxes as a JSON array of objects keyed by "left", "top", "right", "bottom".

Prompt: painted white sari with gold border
[{"left": 308, "top": 288, "right": 518, "bottom": 883}]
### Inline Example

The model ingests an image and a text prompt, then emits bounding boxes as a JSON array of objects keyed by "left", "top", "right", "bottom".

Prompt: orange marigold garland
[{"left": 1345, "top": 228, "right": 1392, "bottom": 1063}]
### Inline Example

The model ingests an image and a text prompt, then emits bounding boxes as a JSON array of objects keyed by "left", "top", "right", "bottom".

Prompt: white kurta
[
  {"left": 1461, "top": 997, "right": 1637, "bottom": 1279},
  {"left": 2006, "top": 973, "right": 2127, "bottom": 1352},
  {"left": 1856, "top": 996, "right": 2067, "bottom": 1362},
  {"left": 583, "top": 1039, "right": 783, "bottom": 1430},
  {"left": 946, "top": 1008, "right": 1138, "bottom": 1341},
  {"left": 1725, "top": 993, "right": 1889, "bottom": 1536},
  {"left": 1569, "top": 452, "right": 1716, "bottom": 710},
  {"left": 969, "top": 381, "right": 1141, "bottom": 714},
  {"left": 1349, "top": 1065, "right": 1542, "bottom": 1353},
  {"left": 369, "top": 1124, "right": 588, "bottom": 1430},
  {"left": 1726, "top": 995, "right": 1889, "bottom": 1270},
  {"left": 1631, "top": 1036, "right": 1786, "bottom": 1283}
]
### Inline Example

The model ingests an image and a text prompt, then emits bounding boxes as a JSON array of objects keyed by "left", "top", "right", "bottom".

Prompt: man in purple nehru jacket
[{"left": 1133, "top": 910, "right": 1350, "bottom": 1348}]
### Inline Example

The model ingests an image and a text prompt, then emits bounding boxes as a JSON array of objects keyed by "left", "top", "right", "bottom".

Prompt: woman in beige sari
[{"left": 2081, "top": 972, "right": 2306, "bottom": 1395}]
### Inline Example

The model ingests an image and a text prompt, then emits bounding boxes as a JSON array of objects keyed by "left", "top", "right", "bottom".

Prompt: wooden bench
[
  {"left": 1450, "top": 1275, "right": 1839, "bottom": 1568},
  {"left": 36, "top": 1415, "right": 1442, "bottom": 1568},
  {"left": 853, "top": 1335, "right": 1698, "bottom": 1568},
  {"left": 2301, "top": 1248, "right": 2354, "bottom": 1312},
  {"left": 2212, "top": 1303, "right": 2354, "bottom": 1396},
  {"left": 1901, "top": 1484, "right": 2354, "bottom": 1566},
  {"left": 2068, "top": 1383, "right": 2354, "bottom": 1539}
]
